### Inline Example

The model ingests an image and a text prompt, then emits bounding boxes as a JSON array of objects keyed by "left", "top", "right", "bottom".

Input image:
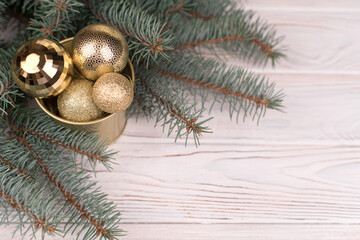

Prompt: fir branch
[
  {"left": 27, "top": 0, "right": 84, "bottom": 40},
  {"left": 0, "top": 190, "right": 55, "bottom": 233},
  {"left": 0, "top": 74, "right": 16, "bottom": 106},
  {"left": 185, "top": 10, "right": 212, "bottom": 21},
  {"left": 150, "top": 54, "right": 284, "bottom": 122},
  {"left": 124, "top": 0, "right": 283, "bottom": 64},
  {"left": 4, "top": 108, "right": 115, "bottom": 170},
  {"left": 0, "top": 47, "right": 24, "bottom": 115},
  {"left": 131, "top": 67, "right": 212, "bottom": 146},
  {"left": 0, "top": 156, "right": 32, "bottom": 180},
  {"left": 174, "top": 35, "right": 246, "bottom": 50},
  {"left": 15, "top": 134, "right": 121, "bottom": 239},
  {"left": 162, "top": 0, "right": 212, "bottom": 21},
  {"left": 23, "top": 128, "right": 109, "bottom": 164},
  {"left": 163, "top": 1, "right": 186, "bottom": 16},
  {"left": 1, "top": 109, "right": 122, "bottom": 239},
  {"left": 141, "top": 78, "right": 203, "bottom": 134},
  {"left": 174, "top": 0, "right": 231, "bottom": 20},
  {"left": 156, "top": 69, "right": 269, "bottom": 107},
  {"left": 5, "top": 110, "right": 122, "bottom": 239},
  {"left": 170, "top": 8, "right": 284, "bottom": 65},
  {"left": 20, "top": 139, "right": 104, "bottom": 237},
  {"left": 0, "top": 135, "right": 41, "bottom": 181},
  {"left": 84, "top": 0, "right": 174, "bottom": 65},
  {"left": 128, "top": 0, "right": 213, "bottom": 21},
  {"left": 0, "top": 161, "right": 63, "bottom": 238}
]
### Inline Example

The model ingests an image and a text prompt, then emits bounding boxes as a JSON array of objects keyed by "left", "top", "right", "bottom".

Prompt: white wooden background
[{"left": 2, "top": 0, "right": 360, "bottom": 239}]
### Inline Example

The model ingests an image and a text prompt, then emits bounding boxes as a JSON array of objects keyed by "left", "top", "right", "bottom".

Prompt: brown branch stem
[
  {"left": 156, "top": 69, "right": 269, "bottom": 107},
  {"left": 17, "top": 136, "right": 112, "bottom": 239},
  {"left": 0, "top": 84, "right": 16, "bottom": 106},
  {"left": 186, "top": 11, "right": 212, "bottom": 21},
  {"left": 19, "top": 127, "right": 108, "bottom": 163},
  {"left": 250, "top": 38, "right": 274, "bottom": 56},
  {"left": 6, "top": 116, "right": 112, "bottom": 239},
  {"left": 174, "top": 35, "right": 274, "bottom": 57},
  {"left": 41, "top": 16, "right": 61, "bottom": 38},
  {"left": 163, "top": 1, "right": 185, "bottom": 16},
  {"left": 0, "top": 190, "right": 55, "bottom": 232},
  {"left": 40, "top": 0, "right": 69, "bottom": 37},
  {"left": 140, "top": 79, "right": 202, "bottom": 133},
  {"left": 163, "top": 1, "right": 212, "bottom": 21},
  {"left": 174, "top": 35, "right": 244, "bottom": 50},
  {"left": 0, "top": 156, "right": 33, "bottom": 180}
]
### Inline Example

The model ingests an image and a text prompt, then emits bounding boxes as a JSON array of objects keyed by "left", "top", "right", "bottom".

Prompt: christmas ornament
[
  {"left": 57, "top": 79, "right": 104, "bottom": 122},
  {"left": 12, "top": 38, "right": 73, "bottom": 98},
  {"left": 92, "top": 73, "right": 134, "bottom": 113},
  {"left": 71, "top": 24, "right": 129, "bottom": 81}
]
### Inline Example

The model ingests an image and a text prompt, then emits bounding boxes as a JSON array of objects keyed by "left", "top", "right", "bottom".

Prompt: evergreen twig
[
  {"left": 0, "top": 47, "right": 23, "bottom": 115},
  {"left": 149, "top": 54, "right": 284, "bottom": 122},
  {"left": 27, "top": 0, "right": 84, "bottom": 40},
  {"left": 0, "top": 191, "right": 55, "bottom": 233},
  {"left": 170, "top": 10, "right": 284, "bottom": 65},
  {"left": 84, "top": 0, "right": 174, "bottom": 66},
  {"left": 5, "top": 112, "right": 122, "bottom": 240},
  {"left": 4, "top": 108, "right": 115, "bottom": 169},
  {"left": 17, "top": 136, "right": 115, "bottom": 239},
  {"left": 129, "top": 67, "right": 212, "bottom": 146},
  {"left": 0, "top": 158, "right": 63, "bottom": 238},
  {"left": 0, "top": 156, "right": 32, "bottom": 180}
]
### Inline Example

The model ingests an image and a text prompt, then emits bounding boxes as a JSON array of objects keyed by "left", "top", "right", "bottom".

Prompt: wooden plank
[
  {"left": 89, "top": 141, "right": 360, "bottom": 224},
  {"left": 123, "top": 74, "right": 360, "bottom": 145},
  {"left": 121, "top": 224, "right": 360, "bottom": 240},
  {"left": 92, "top": 74, "right": 360, "bottom": 224},
  {"left": 203, "top": 11, "right": 360, "bottom": 74},
  {"left": 244, "top": 0, "right": 360, "bottom": 11},
  {"left": 3, "top": 0, "right": 360, "bottom": 239},
  {"left": 1, "top": 224, "right": 360, "bottom": 240}
]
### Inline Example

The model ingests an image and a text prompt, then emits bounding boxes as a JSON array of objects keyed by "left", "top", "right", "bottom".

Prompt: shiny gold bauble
[
  {"left": 71, "top": 24, "right": 129, "bottom": 81},
  {"left": 12, "top": 38, "right": 73, "bottom": 98},
  {"left": 92, "top": 73, "right": 134, "bottom": 113},
  {"left": 57, "top": 79, "right": 104, "bottom": 122}
]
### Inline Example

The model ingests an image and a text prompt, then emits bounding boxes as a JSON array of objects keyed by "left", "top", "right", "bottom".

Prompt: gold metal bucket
[{"left": 35, "top": 37, "right": 135, "bottom": 144}]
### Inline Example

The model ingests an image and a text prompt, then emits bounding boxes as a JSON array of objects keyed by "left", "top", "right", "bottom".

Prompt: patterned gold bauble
[
  {"left": 57, "top": 79, "right": 105, "bottom": 122},
  {"left": 71, "top": 24, "right": 129, "bottom": 81},
  {"left": 92, "top": 73, "right": 134, "bottom": 113},
  {"left": 12, "top": 38, "right": 73, "bottom": 98}
]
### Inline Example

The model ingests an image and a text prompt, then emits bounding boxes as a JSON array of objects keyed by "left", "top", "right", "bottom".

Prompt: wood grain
[
  {"left": 90, "top": 139, "right": 360, "bottom": 223},
  {"left": 2, "top": 224, "right": 360, "bottom": 240},
  {"left": 245, "top": 0, "right": 360, "bottom": 11},
  {"left": 206, "top": 11, "right": 360, "bottom": 74},
  {"left": 2, "top": 0, "right": 360, "bottom": 239},
  {"left": 123, "top": 74, "right": 360, "bottom": 145}
]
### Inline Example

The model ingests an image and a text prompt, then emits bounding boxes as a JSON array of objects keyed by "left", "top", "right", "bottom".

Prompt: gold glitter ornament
[
  {"left": 92, "top": 73, "right": 134, "bottom": 113},
  {"left": 12, "top": 38, "right": 73, "bottom": 98},
  {"left": 71, "top": 24, "right": 129, "bottom": 81},
  {"left": 57, "top": 79, "right": 105, "bottom": 122}
]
